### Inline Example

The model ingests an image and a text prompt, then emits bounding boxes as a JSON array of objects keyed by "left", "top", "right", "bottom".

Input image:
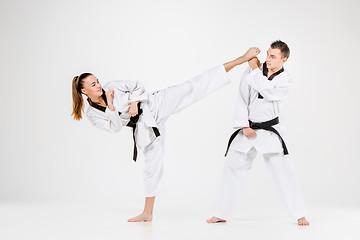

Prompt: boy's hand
[
  {"left": 248, "top": 57, "right": 260, "bottom": 70},
  {"left": 243, "top": 127, "right": 256, "bottom": 138}
]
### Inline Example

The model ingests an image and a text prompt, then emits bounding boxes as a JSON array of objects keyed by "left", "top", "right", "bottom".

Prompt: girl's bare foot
[
  {"left": 128, "top": 213, "right": 153, "bottom": 222},
  {"left": 297, "top": 217, "right": 309, "bottom": 226},
  {"left": 206, "top": 216, "right": 227, "bottom": 223}
]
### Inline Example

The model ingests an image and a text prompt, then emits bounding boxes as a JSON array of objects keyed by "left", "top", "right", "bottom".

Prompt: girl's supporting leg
[
  {"left": 128, "top": 121, "right": 167, "bottom": 222},
  {"left": 128, "top": 196, "right": 155, "bottom": 222}
]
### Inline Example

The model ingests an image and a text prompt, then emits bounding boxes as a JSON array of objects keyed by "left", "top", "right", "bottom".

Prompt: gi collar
[
  {"left": 262, "top": 63, "right": 284, "bottom": 80},
  {"left": 87, "top": 89, "right": 108, "bottom": 112}
]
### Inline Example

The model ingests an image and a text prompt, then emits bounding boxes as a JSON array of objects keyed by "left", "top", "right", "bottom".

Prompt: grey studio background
[{"left": 0, "top": 0, "right": 359, "bottom": 240}]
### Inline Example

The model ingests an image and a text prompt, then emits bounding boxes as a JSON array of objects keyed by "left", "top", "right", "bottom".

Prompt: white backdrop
[{"left": 1, "top": 0, "right": 359, "bottom": 215}]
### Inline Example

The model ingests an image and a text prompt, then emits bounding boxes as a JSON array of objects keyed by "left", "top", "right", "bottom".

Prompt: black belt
[
  {"left": 127, "top": 102, "right": 160, "bottom": 162},
  {"left": 224, "top": 117, "right": 288, "bottom": 156}
]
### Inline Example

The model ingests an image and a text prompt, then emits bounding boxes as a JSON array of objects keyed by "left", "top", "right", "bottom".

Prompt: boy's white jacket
[
  {"left": 231, "top": 63, "right": 293, "bottom": 154},
  {"left": 85, "top": 80, "right": 158, "bottom": 150}
]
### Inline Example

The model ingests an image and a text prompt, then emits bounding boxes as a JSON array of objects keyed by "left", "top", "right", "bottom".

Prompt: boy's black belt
[{"left": 224, "top": 117, "right": 288, "bottom": 156}]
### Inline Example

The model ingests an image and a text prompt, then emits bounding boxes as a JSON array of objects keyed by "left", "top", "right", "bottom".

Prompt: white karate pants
[
  {"left": 213, "top": 147, "right": 306, "bottom": 222},
  {"left": 142, "top": 65, "right": 230, "bottom": 197}
]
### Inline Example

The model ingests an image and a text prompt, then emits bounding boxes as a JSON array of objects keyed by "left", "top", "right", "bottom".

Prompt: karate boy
[{"left": 207, "top": 40, "right": 309, "bottom": 226}]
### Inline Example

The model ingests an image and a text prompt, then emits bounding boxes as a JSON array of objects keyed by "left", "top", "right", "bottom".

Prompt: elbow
[
  {"left": 262, "top": 95, "right": 281, "bottom": 101},
  {"left": 261, "top": 86, "right": 289, "bottom": 101},
  {"left": 262, "top": 92, "right": 287, "bottom": 101},
  {"left": 261, "top": 94, "right": 278, "bottom": 101},
  {"left": 259, "top": 89, "right": 285, "bottom": 101}
]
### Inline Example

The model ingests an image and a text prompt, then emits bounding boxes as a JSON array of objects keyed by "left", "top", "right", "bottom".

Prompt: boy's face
[{"left": 266, "top": 47, "right": 287, "bottom": 71}]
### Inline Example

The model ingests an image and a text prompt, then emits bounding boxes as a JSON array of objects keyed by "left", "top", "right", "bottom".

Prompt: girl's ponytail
[{"left": 71, "top": 73, "right": 92, "bottom": 120}]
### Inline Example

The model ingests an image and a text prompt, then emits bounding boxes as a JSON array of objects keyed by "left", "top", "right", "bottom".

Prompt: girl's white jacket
[{"left": 85, "top": 80, "right": 159, "bottom": 150}]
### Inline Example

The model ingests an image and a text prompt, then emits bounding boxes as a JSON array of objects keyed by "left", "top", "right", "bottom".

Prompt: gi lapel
[
  {"left": 258, "top": 63, "right": 284, "bottom": 99},
  {"left": 87, "top": 89, "right": 122, "bottom": 116}
]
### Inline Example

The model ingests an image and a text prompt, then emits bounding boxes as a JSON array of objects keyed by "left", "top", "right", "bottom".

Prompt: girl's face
[{"left": 81, "top": 75, "right": 103, "bottom": 98}]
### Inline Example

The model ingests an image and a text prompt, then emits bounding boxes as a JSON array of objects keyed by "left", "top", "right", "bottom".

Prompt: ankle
[{"left": 142, "top": 211, "right": 153, "bottom": 215}]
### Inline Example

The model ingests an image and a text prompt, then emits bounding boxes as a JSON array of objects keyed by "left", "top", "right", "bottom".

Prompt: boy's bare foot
[
  {"left": 206, "top": 216, "right": 227, "bottom": 223},
  {"left": 128, "top": 213, "right": 153, "bottom": 222},
  {"left": 298, "top": 217, "right": 309, "bottom": 226}
]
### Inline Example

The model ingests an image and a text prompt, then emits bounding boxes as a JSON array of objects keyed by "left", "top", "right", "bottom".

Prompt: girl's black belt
[
  {"left": 127, "top": 102, "right": 160, "bottom": 162},
  {"left": 87, "top": 96, "right": 160, "bottom": 162}
]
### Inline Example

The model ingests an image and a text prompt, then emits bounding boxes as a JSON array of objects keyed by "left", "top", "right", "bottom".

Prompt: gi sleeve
[
  {"left": 86, "top": 107, "right": 122, "bottom": 133},
  {"left": 246, "top": 68, "right": 292, "bottom": 101},
  {"left": 110, "top": 80, "right": 149, "bottom": 103},
  {"left": 233, "top": 67, "right": 251, "bottom": 129}
]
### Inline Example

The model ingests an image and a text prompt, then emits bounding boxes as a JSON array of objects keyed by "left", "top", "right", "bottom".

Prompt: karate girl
[
  {"left": 71, "top": 47, "right": 260, "bottom": 222},
  {"left": 207, "top": 41, "right": 309, "bottom": 226}
]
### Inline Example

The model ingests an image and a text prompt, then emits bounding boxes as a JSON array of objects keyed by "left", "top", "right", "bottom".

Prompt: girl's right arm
[
  {"left": 87, "top": 107, "right": 122, "bottom": 133},
  {"left": 87, "top": 89, "right": 122, "bottom": 133}
]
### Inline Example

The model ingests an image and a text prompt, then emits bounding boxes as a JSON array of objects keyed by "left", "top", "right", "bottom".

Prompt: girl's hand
[
  {"left": 243, "top": 47, "right": 261, "bottom": 61},
  {"left": 105, "top": 90, "right": 115, "bottom": 111},
  {"left": 106, "top": 90, "right": 114, "bottom": 103},
  {"left": 129, "top": 101, "right": 139, "bottom": 117}
]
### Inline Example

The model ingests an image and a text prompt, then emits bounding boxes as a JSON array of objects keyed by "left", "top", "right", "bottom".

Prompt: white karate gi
[
  {"left": 85, "top": 65, "right": 230, "bottom": 197},
  {"left": 213, "top": 63, "right": 306, "bottom": 222}
]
